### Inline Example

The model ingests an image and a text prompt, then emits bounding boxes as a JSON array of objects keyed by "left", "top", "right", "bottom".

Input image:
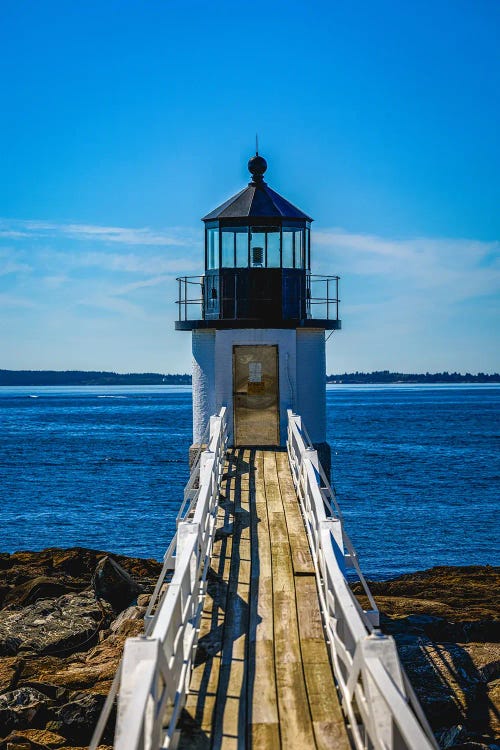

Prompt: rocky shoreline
[
  {"left": 0, "top": 549, "right": 162, "bottom": 749},
  {"left": 0, "top": 549, "right": 498, "bottom": 749}
]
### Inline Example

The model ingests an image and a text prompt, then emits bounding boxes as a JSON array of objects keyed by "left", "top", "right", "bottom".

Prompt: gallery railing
[{"left": 175, "top": 272, "right": 340, "bottom": 322}]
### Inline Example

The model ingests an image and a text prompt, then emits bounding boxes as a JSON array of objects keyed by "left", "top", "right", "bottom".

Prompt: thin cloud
[
  {"left": 314, "top": 228, "right": 500, "bottom": 303},
  {"left": 0, "top": 218, "right": 195, "bottom": 247},
  {"left": 0, "top": 230, "right": 31, "bottom": 239},
  {"left": 0, "top": 260, "right": 33, "bottom": 275},
  {"left": 76, "top": 294, "right": 144, "bottom": 316},
  {"left": 59, "top": 251, "right": 199, "bottom": 275},
  {"left": 0, "top": 293, "right": 38, "bottom": 308},
  {"left": 112, "top": 275, "right": 172, "bottom": 296}
]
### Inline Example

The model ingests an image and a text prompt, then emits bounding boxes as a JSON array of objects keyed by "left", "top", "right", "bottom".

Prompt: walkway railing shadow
[{"left": 177, "top": 448, "right": 260, "bottom": 748}]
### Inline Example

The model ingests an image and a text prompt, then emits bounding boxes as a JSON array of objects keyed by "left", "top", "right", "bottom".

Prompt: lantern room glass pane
[
  {"left": 282, "top": 226, "right": 304, "bottom": 267},
  {"left": 235, "top": 228, "right": 248, "bottom": 267},
  {"left": 295, "top": 229, "right": 304, "bottom": 268},
  {"left": 266, "top": 229, "right": 280, "bottom": 267},
  {"left": 250, "top": 227, "right": 266, "bottom": 267},
  {"left": 282, "top": 230, "right": 294, "bottom": 267},
  {"left": 207, "top": 228, "right": 219, "bottom": 269},
  {"left": 221, "top": 228, "right": 235, "bottom": 267}
]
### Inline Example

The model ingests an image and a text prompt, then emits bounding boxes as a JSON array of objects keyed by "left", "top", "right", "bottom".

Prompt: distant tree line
[
  {"left": 326, "top": 370, "right": 500, "bottom": 384},
  {"left": 0, "top": 370, "right": 191, "bottom": 386},
  {"left": 0, "top": 369, "right": 498, "bottom": 386}
]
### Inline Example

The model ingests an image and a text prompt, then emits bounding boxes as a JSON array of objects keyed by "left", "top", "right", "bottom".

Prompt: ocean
[{"left": 0, "top": 384, "right": 498, "bottom": 580}]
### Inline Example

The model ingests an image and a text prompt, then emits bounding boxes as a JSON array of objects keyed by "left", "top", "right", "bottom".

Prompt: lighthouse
[{"left": 176, "top": 153, "right": 340, "bottom": 470}]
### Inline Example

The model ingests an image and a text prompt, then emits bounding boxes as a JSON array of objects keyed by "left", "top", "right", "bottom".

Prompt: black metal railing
[
  {"left": 308, "top": 274, "right": 341, "bottom": 321},
  {"left": 176, "top": 272, "right": 340, "bottom": 323},
  {"left": 177, "top": 276, "right": 204, "bottom": 322}
]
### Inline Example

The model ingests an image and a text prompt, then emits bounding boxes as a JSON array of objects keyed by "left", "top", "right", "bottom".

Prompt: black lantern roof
[{"left": 202, "top": 154, "right": 313, "bottom": 222}]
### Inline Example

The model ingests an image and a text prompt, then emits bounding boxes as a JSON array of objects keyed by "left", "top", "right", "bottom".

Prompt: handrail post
[{"left": 114, "top": 638, "right": 162, "bottom": 750}]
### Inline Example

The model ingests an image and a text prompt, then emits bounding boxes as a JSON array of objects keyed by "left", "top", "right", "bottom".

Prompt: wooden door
[{"left": 233, "top": 345, "right": 279, "bottom": 445}]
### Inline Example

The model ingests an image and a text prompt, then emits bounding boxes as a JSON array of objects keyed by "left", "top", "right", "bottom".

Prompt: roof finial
[{"left": 248, "top": 146, "right": 267, "bottom": 184}]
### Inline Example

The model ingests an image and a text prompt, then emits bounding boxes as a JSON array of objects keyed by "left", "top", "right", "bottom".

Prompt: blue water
[{"left": 0, "top": 384, "right": 498, "bottom": 579}]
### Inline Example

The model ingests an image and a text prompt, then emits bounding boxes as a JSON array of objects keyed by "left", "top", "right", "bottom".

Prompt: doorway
[{"left": 233, "top": 345, "right": 279, "bottom": 446}]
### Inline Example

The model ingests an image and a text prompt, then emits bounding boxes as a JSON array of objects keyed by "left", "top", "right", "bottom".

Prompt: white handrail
[
  {"left": 286, "top": 409, "right": 438, "bottom": 750},
  {"left": 89, "top": 407, "right": 228, "bottom": 750}
]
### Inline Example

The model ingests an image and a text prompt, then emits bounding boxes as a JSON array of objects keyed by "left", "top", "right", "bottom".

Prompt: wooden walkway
[{"left": 178, "top": 448, "right": 350, "bottom": 750}]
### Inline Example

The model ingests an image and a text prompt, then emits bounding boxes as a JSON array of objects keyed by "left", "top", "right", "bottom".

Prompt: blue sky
[{"left": 1, "top": 0, "right": 499, "bottom": 373}]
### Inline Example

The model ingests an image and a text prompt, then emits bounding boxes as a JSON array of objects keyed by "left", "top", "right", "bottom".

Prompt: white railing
[
  {"left": 89, "top": 407, "right": 228, "bottom": 750},
  {"left": 287, "top": 410, "right": 438, "bottom": 750}
]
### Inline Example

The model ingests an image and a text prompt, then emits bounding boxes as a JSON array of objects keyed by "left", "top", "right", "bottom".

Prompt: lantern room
[{"left": 176, "top": 154, "right": 341, "bottom": 330}]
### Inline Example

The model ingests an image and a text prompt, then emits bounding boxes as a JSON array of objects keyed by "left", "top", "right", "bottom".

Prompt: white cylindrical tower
[{"left": 175, "top": 154, "right": 341, "bottom": 471}]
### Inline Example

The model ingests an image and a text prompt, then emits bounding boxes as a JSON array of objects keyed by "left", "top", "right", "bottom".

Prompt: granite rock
[{"left": 0, "top": 549, "right": 161, "bottom": 748}]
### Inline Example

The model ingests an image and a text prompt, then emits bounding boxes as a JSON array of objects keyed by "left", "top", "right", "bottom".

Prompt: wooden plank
[
  {"left": 266, "top": 450, "right": 317, "bottom": 749},
  {"left": 212, "top": 449, "right": 251, "bottom": 750},
  {"left": 295, "top": 574, "right": 350, "bottom": 750},
  {"left": 277, "top": 451, "right": 350, "bottom": 748},
  {"left": 275, "top": 451, "right": 315, "bottom": 576},
  {"left": 247, "top": 450, "right": 279, "bottom": 748}
]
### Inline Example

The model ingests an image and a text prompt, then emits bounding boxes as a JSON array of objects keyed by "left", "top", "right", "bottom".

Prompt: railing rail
[
  {"left": 286, "top": 410, "right": 438, "bottom": 750},
  {"left": 89, "top": 407, "right": 228, "bottom": 750},
  {"left": 175, "top": 272, "right": 340, "bottom": 322}
]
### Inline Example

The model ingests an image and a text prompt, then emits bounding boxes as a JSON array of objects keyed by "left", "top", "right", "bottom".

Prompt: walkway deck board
[{"left": 178, "top": 448, "right": 349, "bottom": 750}]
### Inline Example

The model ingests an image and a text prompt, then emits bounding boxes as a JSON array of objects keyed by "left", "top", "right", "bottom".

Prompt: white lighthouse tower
[{"left": 176, "top": 153, "right": 340, "bottom": 471}]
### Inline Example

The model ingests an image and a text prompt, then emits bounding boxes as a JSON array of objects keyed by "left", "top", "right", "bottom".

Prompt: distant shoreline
[{"left": 1, "top": 368, "right": 498, "bottom": 386}]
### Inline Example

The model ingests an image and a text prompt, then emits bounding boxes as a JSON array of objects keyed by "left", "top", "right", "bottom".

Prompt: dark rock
[
  {"left": 352, "top": 565, "right": 499, "bottom": 623},
  {"left": 109, "top": 606, "right": 145, "bottom": 635},
  {"left": 436, "top": 724, "right": 467, "bottom": 748},
  {"left": 92, "top": 557, "right": 143, "bottom": 613},
  {"left": 2, "top": 578, "right": 80, "bottom": 610},
  {"left": 55, "top": 692, "right": 107, "bottom": 743},
  {"left": 0, "top": 729, "right": 67, "bottom": 750},
  {"left": 0, "top": 592, "right": 113, "bottom": 657},
  {"left": 0, "top": 687, "right": 51, "bottom": 733},
  {"left": 15, "top": 683, "right": 67, "bottom": 702}
]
